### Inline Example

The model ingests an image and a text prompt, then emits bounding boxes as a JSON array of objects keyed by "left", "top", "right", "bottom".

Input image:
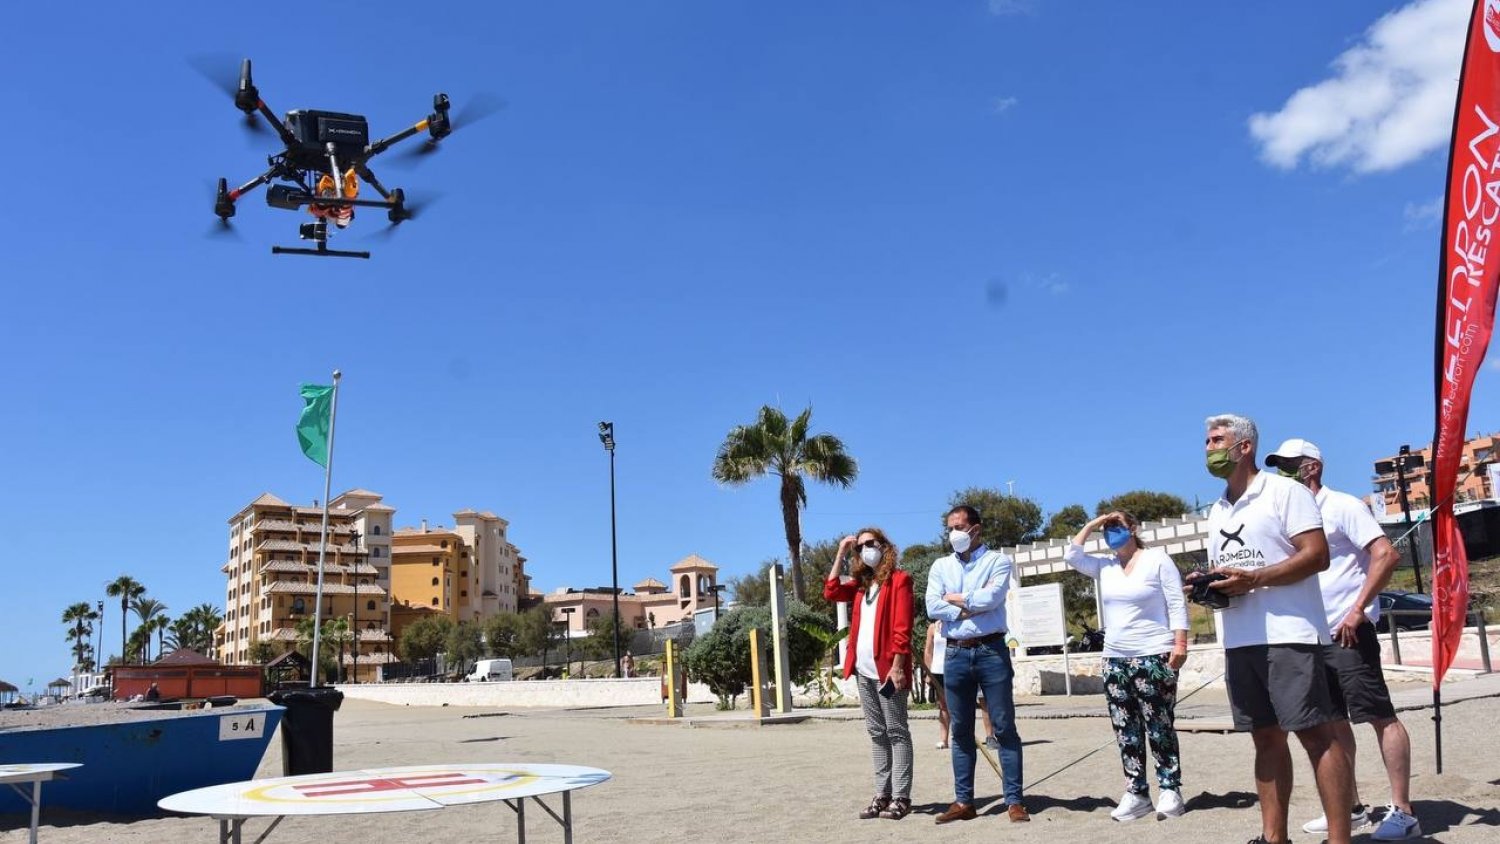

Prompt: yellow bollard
[
  {"left": 749, "top": 628, "right": 769, "bottom": 718},
  {"left": 665, "top": 640, "right": 683, "bottom": 718}
]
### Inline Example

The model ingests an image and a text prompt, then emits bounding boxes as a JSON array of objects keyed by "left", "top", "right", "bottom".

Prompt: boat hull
[{"left": 0, "top": 704, "right": 283, "bottom": 815}]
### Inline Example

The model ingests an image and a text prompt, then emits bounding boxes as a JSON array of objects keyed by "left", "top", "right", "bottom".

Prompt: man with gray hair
[{"left": 1190, "top": 414, "right": 1353, "bottom": 844}]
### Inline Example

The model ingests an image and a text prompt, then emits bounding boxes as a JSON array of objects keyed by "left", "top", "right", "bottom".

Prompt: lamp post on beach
[
  {"left": 350, "top": 529, "right": 361, "bottom": 683},
  {"left": 94, "top": 601, "right": 104, "bottom": 673},
  {"left": 598, "top": 421, "right": 622, "bottom": 679},
  {"left": 709, "top": 584, "right": 726, "bottom": 620}
]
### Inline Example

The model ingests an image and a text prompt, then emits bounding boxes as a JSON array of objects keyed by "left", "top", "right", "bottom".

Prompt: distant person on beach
[
  {"left": 926, "top": 504, "right": 1028, "bottom": 824},
  {"left": 145, "top": 683, "right": 160, "bottom": 702},
  {"left": 622, "top": 652, "right": 634, "bottom": 679},
  {"left": 1065, "top": 511, "right": 1189, "bottom": 822},
  {"left": 824, "top": 526, "right": 914, "bottom": 821},
  {"left": 922, "top": 623, "right": 950, "bottom": 749},
  {"left": 1267, "top": 438, "right": 1421, "bottom": 840},
  {"left": 1189, "top": 414, "right": 1352, "bottom": 844}
]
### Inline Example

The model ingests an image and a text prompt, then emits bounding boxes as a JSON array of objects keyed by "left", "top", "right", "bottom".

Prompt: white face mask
[
  {"left": 948, "top": 528, "right": 973, "bottom": 554},
  {"left": 859, "top": 546, "right": 882, "bottom": 566}
]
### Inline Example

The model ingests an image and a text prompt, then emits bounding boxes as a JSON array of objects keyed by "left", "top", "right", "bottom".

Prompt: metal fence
[{"left": 1382, "top": 607, "right": 1492, "bottom": 672}]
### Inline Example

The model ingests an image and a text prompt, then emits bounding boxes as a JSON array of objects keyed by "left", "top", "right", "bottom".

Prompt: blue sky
[{"left": 0, "top": 0, "right": 1491, "bottom": 692}]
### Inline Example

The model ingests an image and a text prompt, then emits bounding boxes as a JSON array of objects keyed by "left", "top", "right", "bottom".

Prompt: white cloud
[
  {"left": 988, "top": 0, "right": 1032, "bottom": 16},
  {"left": 1248, "top": 0, "right": 1467, "bottom": 173},
  {"left": 1403, "top": 195, "right": 1444, "bottom": 231},
  {"left": 992, "top": 96, "right": 1019, "bottom": 115}
]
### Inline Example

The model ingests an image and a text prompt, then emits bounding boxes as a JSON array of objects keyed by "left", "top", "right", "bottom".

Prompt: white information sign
[
  {"left": 219, "top": 713, "right": 265, "bottom": 741},
  {"left": 1014, "top": 582, "right": 1067, "bottom": 648}
]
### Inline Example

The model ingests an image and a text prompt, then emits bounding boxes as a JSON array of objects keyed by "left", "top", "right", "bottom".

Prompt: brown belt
[{"left": 950, "top": 632, "right": 1006, "bottom": 649}]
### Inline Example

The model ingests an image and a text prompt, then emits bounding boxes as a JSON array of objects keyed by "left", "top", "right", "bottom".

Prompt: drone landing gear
[{"left": 271, "top": 220, "right": 370, "bottom": 259}]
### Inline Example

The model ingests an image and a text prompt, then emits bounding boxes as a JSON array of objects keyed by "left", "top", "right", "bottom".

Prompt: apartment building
[
  {"left": 386, "top": 511, "right": 525, "bottom": 640},
  {"left": 1372, "top": 432, "right": 1500, "bottom": 510},
  {"left": 218, "top": 489, "right": 397, "bottom": 681}
]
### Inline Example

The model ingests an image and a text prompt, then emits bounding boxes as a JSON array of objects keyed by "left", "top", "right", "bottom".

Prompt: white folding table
[
  {"left": 159, "top": 762, "right": 610, "bottom": 844},
  {"left": 0, "top": 763, "right": 82, "bottom": 844}
]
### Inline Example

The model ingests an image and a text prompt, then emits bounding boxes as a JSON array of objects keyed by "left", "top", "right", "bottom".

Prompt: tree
[
  {"left": 712, "top": 405, "right": 858, "bottom": 603},
  {"left": 584, "top": 611, "right": 633, "bottom": 661},
  {"left": 131, "top": 597, "right": 167, "bottom": 663},
  {"left": 167, "top": 604, "right": 222, "bottom": 656},
  {"left": 482, "top": 612, "right": 525, "bottom": 659},
  {"left": 153, "top": 615, "right": 171, "bottom": 660},
  {"left": 726, "top": 537, "right": 841, "bottom": 620},
  {"left": 1095, "top": 490, "right": 1192, "bottom": 524},
  {"left": 445, "top": 620, "right": 485, "bottom": 668},
  {"left": 323, "top": 617, "right": 353, "bottom": 682},
  {"left": 104, "top": 575, "right": 145, "bottom": 665},
  {"left": 946, "top": 487, "right": 1043, "bottom": 549},
  {"left": 61, "top": 602, "right": 99, "bottom": 670},
  {"left": 246, "top": 639, "right": 276, "bottom": 665},
  {"left": 1045, "top": 504, "right": 1090, "bottom": 540},
  {"left": 398, "top": 614, "right": 455, "bottom": 662},
  {"left": 514, "top": 606, "right": 555, "bottom": 661},
  {"left": 681, "top": 602, "right": 832, "bottom": 707}
]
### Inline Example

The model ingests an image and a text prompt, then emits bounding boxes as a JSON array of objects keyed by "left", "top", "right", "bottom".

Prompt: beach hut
[
  {"left": 112, "top": 648, "right": 264, "bottom": 701},
  {"left": 0, "top": 679, "right": 17, "bottom": 706},
  {"left": 46, "top": 678, "right": 71, "bottom": 702}
]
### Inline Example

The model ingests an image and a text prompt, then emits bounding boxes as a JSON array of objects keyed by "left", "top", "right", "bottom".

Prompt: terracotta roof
[
  {"left": 251, "top": 492, "right": 291, "bottom": 508},
  {"left": 0, "top": 680, "right": 17, "bottom": 693},
  {"left": 669, "top": 554, "right": 718, "bottom": 572},
  {"left": 361, "top": 503, "right": 396, "bottom": 512},
  {"left": 634, "top": 577, "right": 666, "bottom": 590},
  {"left": 47, "top": 678, "right": 71, "bottom": 688},
  {"left": 265, "top": 582, "right": 366, "bottom": 595},
  {"left": 155, "top": 648, "right": 218, "bottom": 666},
  {"left": 453, "top": 508, "right": 480, "bottom": 517},
  {"left": 337, "top": 488, "right": 383, "bottom": 499}
]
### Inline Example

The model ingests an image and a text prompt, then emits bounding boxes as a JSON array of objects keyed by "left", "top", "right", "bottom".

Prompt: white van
[{"left": 467, "top": 658, "right": 513, "bottom": 682}]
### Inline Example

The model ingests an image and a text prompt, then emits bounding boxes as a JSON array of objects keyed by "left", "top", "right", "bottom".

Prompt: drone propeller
[
  {"left": 393, "top": 93, "right": 506, "bottom": 165},
  {"left": 371, "top": 188, "right": 442, "bottom": 238},
  {"left": 188, "top": 53, "right": 268, "bottom": 136}
]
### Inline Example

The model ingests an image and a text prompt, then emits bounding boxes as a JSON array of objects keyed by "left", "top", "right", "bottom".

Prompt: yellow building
[
  {"left": 218, "top": 489, "right": 397, "bottom": 681},
  {"left": 387, "top": 512, "right": 525, "bottom": 641}
]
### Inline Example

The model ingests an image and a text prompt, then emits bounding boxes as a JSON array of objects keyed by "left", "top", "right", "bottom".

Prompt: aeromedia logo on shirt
[{"left": 1214, "top": 522, "right": 1267, "bottom": 568}]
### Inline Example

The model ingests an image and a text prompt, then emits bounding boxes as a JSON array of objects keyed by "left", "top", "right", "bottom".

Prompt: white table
[
  {"left": 0, "top": 763, "right": 82, "bottom": 844},
  {"left": 159, "top": 762, "right": 611, "bottom": 844}
]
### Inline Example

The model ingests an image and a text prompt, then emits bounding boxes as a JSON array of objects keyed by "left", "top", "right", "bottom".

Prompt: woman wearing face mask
[
  {"left": 825, "top": 527, "right": 914, "bottom": 821},
  {"left": 1064, "top": 512, "right": 1190, "bottom": 823}
]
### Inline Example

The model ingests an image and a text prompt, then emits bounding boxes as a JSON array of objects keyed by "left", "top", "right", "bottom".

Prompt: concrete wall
[{"left": 338, "top": 677, "right": 668, "bottom": 708}]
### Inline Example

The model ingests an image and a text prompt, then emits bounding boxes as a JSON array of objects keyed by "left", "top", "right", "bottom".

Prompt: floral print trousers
[{"left": 1103, "top": 654, "right": 1182, "bottom": 795}]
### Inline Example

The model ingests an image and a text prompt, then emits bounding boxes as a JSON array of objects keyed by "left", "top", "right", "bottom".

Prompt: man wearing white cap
[{"left": 1266, "top": 439, "right": 1420, "bottom": 840}]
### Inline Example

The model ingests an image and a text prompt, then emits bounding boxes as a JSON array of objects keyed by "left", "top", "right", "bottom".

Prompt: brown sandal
[
  {"left": 859, "top": 795, "right": 890, "bottom": 820},
  {"left": 880, "top": 797, "right": 912, "bottom": 820}
]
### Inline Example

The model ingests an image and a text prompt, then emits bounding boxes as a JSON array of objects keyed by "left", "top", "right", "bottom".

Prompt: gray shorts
[
  {"left": 1323, "top": 621, "right": 1397, "bottom": 724},
  {"left": 1225, "top": 643, "right": 1342, "bottom": 732}
]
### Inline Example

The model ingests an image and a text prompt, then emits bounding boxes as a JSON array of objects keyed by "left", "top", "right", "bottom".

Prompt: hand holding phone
[{"left": 878, "top": 678, "right": 895, "bottom": 698}]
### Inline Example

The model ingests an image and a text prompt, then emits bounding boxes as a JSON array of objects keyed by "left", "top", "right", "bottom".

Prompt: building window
[
  {"left": 372, "top": 525, "right": 382, "bottom": 535},
  {"left": 461, "top": 590, "right": 468, "bottom": 597},
  {"left": 431, "top": 597, "right": 439, "bottom": 606},
  {"left": 367, "top": 600, "right": 376, "bottom": 611},
  {"left": 292, "top": 598, "right": 306, "bottom": 614},
  {"left": 586, "top": 608, "right": 600, "bottom": 618},
  {"left": 431, "top": 577, "right": 440, "bottom": 586},
  {"left": 371, "top": 547, "right": 383, "bottom": 558},
  {"left": 432, "top": 558, "right": 439, "bottom": 566},
  {"left": 440, "top": 540, "right": 448, "bottom": 549}
]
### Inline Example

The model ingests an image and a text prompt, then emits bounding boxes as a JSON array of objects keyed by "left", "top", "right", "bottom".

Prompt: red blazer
[{"left": 823, "top": 569, "right": 913, "bottom": 688}]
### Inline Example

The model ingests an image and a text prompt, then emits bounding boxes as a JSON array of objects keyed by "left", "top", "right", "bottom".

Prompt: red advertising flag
[{"left": 1433, "top": 0, "right": 1500, "bottom": 688}]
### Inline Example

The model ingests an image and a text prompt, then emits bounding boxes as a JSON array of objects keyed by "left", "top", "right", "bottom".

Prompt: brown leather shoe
[
  {"left": 1007, "top": 804, "right": 1031, "bottom": 823},
  {"left": 934, "top": 802, "right": 977, "bottom": 824}
]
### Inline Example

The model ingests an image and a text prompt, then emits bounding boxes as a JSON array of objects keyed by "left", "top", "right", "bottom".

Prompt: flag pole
[{"left": 311, "top": 370, "right": 341, "bottom": 687}]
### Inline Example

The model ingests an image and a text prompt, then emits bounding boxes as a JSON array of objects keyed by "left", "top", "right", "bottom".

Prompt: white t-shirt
[
  {"left": 1062, "top": 545, "right": 1188, "bottom": 658},
  {"left": 929, "top": 627, "right": 946, "bottom": 675},
  {"left": 1207, "top": 471, "right": 1330, "bottom": 648},
  {"left": 855, "top": 585, "right": 880, "bottom": 680},
  {"left": 1316, "top": 486, "right": 1386, "bottom": 631}
]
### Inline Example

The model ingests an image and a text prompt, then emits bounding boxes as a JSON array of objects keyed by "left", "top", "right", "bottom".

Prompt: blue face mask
[{"left": 1103, "top": 525, "right": 1132, "bottom": 550}]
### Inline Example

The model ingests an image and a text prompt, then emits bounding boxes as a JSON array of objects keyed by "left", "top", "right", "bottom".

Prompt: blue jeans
[{"left": 944, "top": 641, "right": 1023, "bottom": 805}]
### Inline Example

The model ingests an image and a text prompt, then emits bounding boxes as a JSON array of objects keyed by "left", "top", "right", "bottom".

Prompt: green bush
[{"left": 682, "top": 601, "right": 832, "bottom": 708}]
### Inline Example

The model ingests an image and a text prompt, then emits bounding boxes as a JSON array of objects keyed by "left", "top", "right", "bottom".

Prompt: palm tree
[
  {"left": 104, "top": 575, "right": 145, "bottom": 665},
  {"left": 132, "top": 598, "right": 167, "bottom": 663},
  {"left": 61, "top": 602, "right": 99, "bottom": 670},
  {"left": 153, "top": 615, "right": 171, "bottom": 659},
  {"left": 712, "top": 405, "right": 858, "bottom": 602}
]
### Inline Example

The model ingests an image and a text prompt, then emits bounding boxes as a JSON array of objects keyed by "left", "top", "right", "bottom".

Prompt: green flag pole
[{"left": 310, "top": 370, "right": 341, "bottom": 688}]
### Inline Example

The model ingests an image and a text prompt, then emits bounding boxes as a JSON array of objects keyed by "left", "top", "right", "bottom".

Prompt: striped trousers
[{"left": 856, "top": 674, "right": 912, "bottom": 800}]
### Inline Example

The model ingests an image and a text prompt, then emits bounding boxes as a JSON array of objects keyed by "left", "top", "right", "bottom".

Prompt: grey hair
[{"left": 1205, "top": 414, "right": 1258, "bottom": 447}]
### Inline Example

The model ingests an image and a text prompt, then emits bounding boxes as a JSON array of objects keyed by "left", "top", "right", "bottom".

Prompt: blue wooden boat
[{"left": 0, "top": 702, "right": 283, "bottom": 815}]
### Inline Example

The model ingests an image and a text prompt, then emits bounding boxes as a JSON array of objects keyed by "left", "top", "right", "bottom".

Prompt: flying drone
[{"left": 202, "top": 58, "right": 494, "bottom": 258}]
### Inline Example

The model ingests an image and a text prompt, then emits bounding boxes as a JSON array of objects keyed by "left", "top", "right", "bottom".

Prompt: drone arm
[
  {"left": 366, "top": 94, "right": 451, "bottom": 156},
  {"left": 353, "top": 163, "right": 393, "bottom": 200},
  {"left": 215, "top": 165, "right": 278, "bottom": 219},
  {"left": 366, "top": 119, "right": 430, "bottom": 157},
  {"left": 250, "top": 99, "right": 300, "bottom": 148}
]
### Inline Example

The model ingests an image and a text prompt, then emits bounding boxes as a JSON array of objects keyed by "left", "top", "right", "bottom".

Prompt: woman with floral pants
[{"left": 1065, "top": 512, "right": 1190, "bottom": 821}]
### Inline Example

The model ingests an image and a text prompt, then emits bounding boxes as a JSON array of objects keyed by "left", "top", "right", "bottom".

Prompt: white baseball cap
[{"left": 1265, "top": 438, "right": 1322, "bottom": 469}]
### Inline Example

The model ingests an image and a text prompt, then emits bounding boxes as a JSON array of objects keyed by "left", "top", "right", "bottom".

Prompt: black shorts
[
  {"left": 1225, "top": 643, "right": 1342, "bottom": 732},
  {"left": 1323, "top": 621, "right": 1397, "bottom": 724}
]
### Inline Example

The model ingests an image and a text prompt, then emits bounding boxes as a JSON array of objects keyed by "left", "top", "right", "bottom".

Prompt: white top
[
  {"left": 1207, "top": 471, "right": 1330, "bottom": 648},
  {"left": 855, "top": 585, "right": 880, "bottom": 680},
  {"left": 0, "top": 763, "right": 81, "bottom": 785},
  {"left": 159, "top": 763, "right": 611, "bottom": 818},
  {"left": 1316, "top": 486, "right": 1386, "bottom": 631},
  {"left": 929, "top": 628, "right": 946, "bottom": 675},
  {"left": 1062, "top": 545, "right": 1188, "bottom": 658}
]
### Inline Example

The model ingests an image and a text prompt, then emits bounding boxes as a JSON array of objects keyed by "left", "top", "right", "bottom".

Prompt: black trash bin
[{"left": 267, "top": 686, "right": 344, "bottom": 775}]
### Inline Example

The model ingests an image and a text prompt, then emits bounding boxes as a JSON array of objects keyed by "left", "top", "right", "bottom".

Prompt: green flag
[{"left": 297, "top": 383, "right": 335, "bottom": 467}]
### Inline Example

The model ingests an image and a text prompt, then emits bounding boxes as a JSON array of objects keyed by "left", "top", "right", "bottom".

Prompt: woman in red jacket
[{"left": 824, "top": 526, "right": 914, "bottom": 821}]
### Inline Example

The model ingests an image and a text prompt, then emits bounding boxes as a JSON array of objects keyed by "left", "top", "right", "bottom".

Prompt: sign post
[{"left": 1015, "top": 582, "right": 1070, "bottom": 695}]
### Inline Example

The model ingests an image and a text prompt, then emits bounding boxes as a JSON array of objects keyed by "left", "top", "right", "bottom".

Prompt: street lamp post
[
  {"left": 598, "top": 422, "right": 622, "bottom": 679},
  {"left": 1376, "top": 445, "right": 1428, "bottom": 594},
  {"left": 351, "top": 529, "right": 361, "bottom": 683},
  {"left": 560, "top": 607, "right": 576, "bottom": 676},
  {"left": 94, "top": 601, "right": 104, "bottom": 674},
  {"left": 710, "top": 584, "right": 726, "bottom": 620}
]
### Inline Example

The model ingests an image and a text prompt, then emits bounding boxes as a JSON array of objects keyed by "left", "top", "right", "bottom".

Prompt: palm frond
[
  {"left": 788, "top": 407, "right": 812, "bottom": 448},
  {"left": 757, "top": 405, "right": 790, "bottom": 440},
  {"left": 801, "top": 433, "right": 858, "bottom": 487},
  {"left": 712, "top": 425, "right": 774, "bottom": 484}
]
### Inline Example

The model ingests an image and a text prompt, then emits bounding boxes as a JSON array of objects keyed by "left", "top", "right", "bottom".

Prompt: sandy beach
[{"left": 4, "top": 679, "right": 1498, "bottom": 843}]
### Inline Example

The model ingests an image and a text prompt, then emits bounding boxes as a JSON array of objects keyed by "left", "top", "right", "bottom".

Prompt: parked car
[{"left": 1377, "top": 591, "right": 1432, "bottom": 631}]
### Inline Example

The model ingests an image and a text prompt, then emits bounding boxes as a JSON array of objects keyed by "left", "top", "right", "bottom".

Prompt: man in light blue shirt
[{"left": 925, "top": 504, "right": 1027, "bottom": 824}]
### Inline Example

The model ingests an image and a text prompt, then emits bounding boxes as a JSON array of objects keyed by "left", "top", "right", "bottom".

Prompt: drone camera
[{"left": 299, "top": 221, "right": 328, "bottom": 242}]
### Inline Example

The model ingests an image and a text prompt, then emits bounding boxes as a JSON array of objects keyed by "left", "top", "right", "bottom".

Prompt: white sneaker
[
  {"left": 1302, "top": 804, "right": 1369, "bottom": 834},
  {"left": 1111, "top": 791, "right": 1154, "bottom": 822},
  {"left": 1372, "top": 806, "right": 1422, "bottom": 840},
  {"left": 1155, "top": 789, "right": 1186, "bottom": 818}
]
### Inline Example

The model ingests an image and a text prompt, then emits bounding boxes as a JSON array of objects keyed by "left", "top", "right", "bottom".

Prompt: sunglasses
[{"left": 857, "top": 540, "right": 882, "bottom": 550}]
